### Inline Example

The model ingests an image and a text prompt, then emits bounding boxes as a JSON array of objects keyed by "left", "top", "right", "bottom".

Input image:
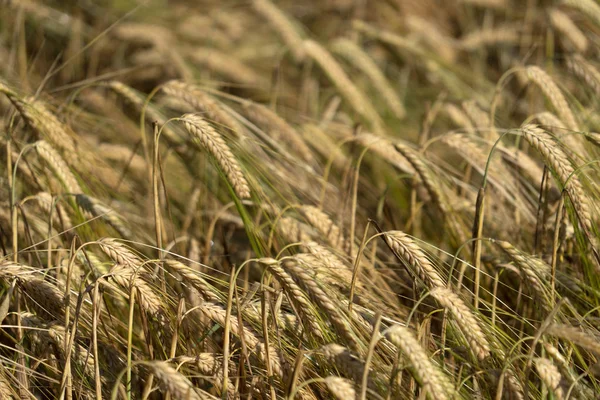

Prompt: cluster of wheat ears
[{"left": 1, "top": 0, "right": 600, "bottom": 398}]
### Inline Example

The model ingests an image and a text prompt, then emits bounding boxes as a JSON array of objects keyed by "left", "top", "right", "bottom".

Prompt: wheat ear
[
  {"left": 181, "top": 114, "right": 251, "bottom": 199},
  {"left": 384, "top": 325, "right": 453, "bottom": 400},
  {"left": 429, "top": 287, "right": 491, "bottom": 360},
  {"left": 303, "top": 39, "right": 383, "bottom": 131},
  {"left": 384, "top": 231, "right": 446, "bottom": 288}
]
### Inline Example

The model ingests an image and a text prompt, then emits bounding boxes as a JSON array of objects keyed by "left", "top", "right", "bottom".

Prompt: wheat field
[{"left": 0, "top": 0, "right": 600, "bottom": 398}]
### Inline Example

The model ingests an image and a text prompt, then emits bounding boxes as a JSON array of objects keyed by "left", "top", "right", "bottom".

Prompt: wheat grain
[
  {"left": 460, "top": 25, "right": 520, "bottom": 50},
  {"left": 181, "top": 114, "right": 251, "bottom": 199},
  {"left": 534, "top": 358, "right": 565, "bottom": 400},
  {"left": 284, "top": 258, "right": 358, "bottom": 349},
  {"left": 567, "top": 55, "right": 600, "bottom": 96},
  {"left": 355, "top": 133, "right": 414, "bottom": 174},
  {"left": 546, "top": 323, "right": 600, "bottom": 355},
  {"left": 164, "top": 259, "right": 221, "bottom": 303},
  {"left": 187, "top": 48, "right": 266, "bottom": 88}
]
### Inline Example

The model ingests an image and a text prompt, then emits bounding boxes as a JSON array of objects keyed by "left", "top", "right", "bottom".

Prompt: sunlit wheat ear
[
  {"left": 462, "top": 100, "right": 490, "bottom": 131},
  {"left": 0, "top": 261, "right": 66, "bottom": 321},
  {"left": 525, "top": 66, "right": 579, "bottom": 132},
  {"left": 299, "top": 205, "right": 346, "bottom": 251},
  {"left": 355, "top": 133, "right": 414, "bottom": 174},
  {"left": 443, "top": 103, "right": 475, "bottom": 133},
  {"left": 494, "top": 240, "right": 553, "bottom": 308},
  {"left": 198, "top": 301, "right": 287, "bottom": 379},
  {"left": 384, "top": 231, "right": 446, "bottom": 288},
  {"left": 181, "top": 114, "right": 250, "bottom": 199},
  {"left": 241, "top": 100, "right": 313, "bottom": 162},
  {"left": 534, "top": 358, "right": 565, "bottom": 400},
  {"left": 98, "top": 238, "right": 142, "bottom": 267},
  {"left": 284, "top": 258, "right": 359, "bottom": 350},
  {"left": 548, "top": 8, "right": 588, "bottom": 52},
  {"left": 164, "top": 259, "right": 221, "bottom": 303},
  {"left": 324, "top": 376, "right": 357, "bottom": 400},
  {"left": 252, "top": 0, "right": 305, "bottom": 61},
  {"left": 384, "top": 325, "right": 454, "bottom": 400},
  {"left": 258, "top": 258, "right": 324, "bottom": 340},
  {"left": 167, "top": 355, "right": 234, "bottom": 397},
  {"left": 302, "top": 39, "right": 383, "bottom": 131},
  {"left": 9, "top": 96, "right": 78, "bottom": 160},
  {"left": 162, "top": 80, "right": 245, "bottom": 139},
  {"left": 146, "top": 361, "right": 215, "bottom": 400},
  {"left": 393, "top": 142, "right": 449, "bottom": 214},
  {"left": 567, "top": 55, "right": 600, "bottom": 96},
  {"left": 520, "top": 125, "right": 597, "bottom": 252},
  {"left": 319, "top": 344, "right": 365, "bottom": 382},
  {"left": 459, "top": 25, "right": 520, "bottom": 50},
  {"left": 187, "top": 47, "right": 265, "bottom": 87},
  {"left": 429, "top": 287, "right": 491, "bottom": 360},
  {"left": 301, "top": 242, "right": 354, "bottom": 286},
  {"left": 563, "top": 0, "right": 600, "bottom": 26},
  {"left": 34, "top": 140, "right": 82, "bottom": 194},
  {"left": 110, "top": 264, "right": 164, "bottom": 319},
  {"left": 76, "top": 194, "right": 132, "bottom": 239},
  {"left": 531, "top": 111, "right": 567, "bottom": 131},
  {"left": 546, "top": 323, "right": 600, "bottom": 355},
  {"left": 331, "top": 37, "right": 406, "bottom": 118}
]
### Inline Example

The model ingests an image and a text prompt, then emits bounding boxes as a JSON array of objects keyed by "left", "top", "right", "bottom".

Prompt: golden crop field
[{"left": 1, "top": 0, "right": 600, "bottom": 398}]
